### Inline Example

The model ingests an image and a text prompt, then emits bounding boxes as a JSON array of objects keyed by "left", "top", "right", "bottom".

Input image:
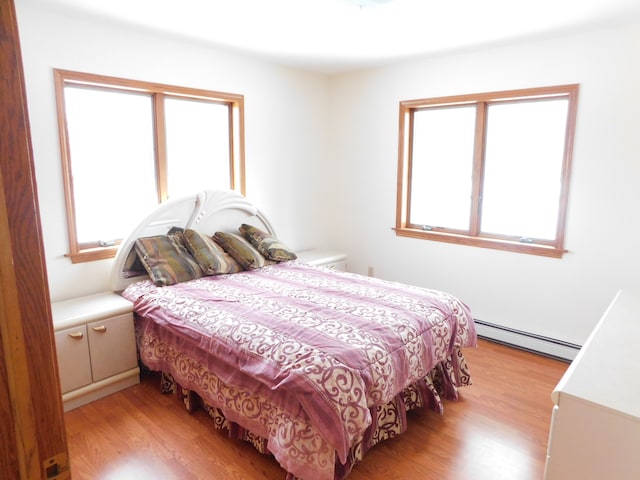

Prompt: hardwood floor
[{"left": 64, "top": 339, "right": 568, "bottom": 480}]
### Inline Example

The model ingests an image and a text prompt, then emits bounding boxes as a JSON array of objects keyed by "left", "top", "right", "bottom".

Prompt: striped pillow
[
  {"left": 183, "top": 229, "right": 242, "bottom": 275},
  {"left": 213, "top": 231, "right": 272, "bottom": 270},
  {"left": 135, "top": 233, "right": 203, "bottom": 286},
  {"left": 239, "top": 224, "right": 297, "bottom": 262}
]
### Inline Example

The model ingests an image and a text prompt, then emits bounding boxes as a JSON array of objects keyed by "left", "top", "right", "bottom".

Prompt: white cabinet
[
  {"left": 544, "top": 290, "right": 640, "bottom": 479},
  {"left": 55, "top": 325, "right": 92, "bottom": 393},
  {"left": 297, "top": 249, "right": 347, "bottom": 271},
  {"left": 52, "top": 292, "right": 140, "bottom": 411}
]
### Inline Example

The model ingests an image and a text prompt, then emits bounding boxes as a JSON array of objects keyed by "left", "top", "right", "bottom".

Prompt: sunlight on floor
[
  {"left": 456, "top": 425, "right": 537, "bottom": 479},
  {"left": 101, "top": 457, "right": 175, "bottom": 480}
]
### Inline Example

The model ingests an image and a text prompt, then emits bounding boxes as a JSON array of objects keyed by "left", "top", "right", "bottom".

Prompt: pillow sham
[
  {"left": 183, "top": 229, "right": 242, "bottom": 275},
  {"left": 239, "top": 224, "right": 297, "bottom": 262},
  {"left": 135, "top": 233, "right": 203, "bottom": 286},
  {"left": 122, "top": 247, "right": 148, "bottom": 279},
  {"left": 213, "top": 231, "right": 272, "bottom": 270}
]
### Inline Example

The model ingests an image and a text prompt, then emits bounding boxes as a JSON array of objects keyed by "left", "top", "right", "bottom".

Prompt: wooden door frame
[{"left": 0, "top": 0, "right": 70, "bottom": 478}]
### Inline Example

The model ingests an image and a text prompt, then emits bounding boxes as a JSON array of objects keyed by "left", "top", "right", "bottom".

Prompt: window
[
  {"left": 54, "top": 69, "right": 245, "bottom": 263},
  {"left": 396, "top": 84, "right": 579, "bottom": 258}
]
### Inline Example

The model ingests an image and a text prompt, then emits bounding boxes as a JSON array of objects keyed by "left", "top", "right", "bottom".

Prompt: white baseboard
[{"left": 474, "top": 319, "right": 580, "bottom": 362}]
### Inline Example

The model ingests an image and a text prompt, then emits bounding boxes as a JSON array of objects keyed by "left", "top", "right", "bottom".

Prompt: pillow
[
  {"left": 239, "top": 224, "right": 297, "bottom": 262},
  {"left": 122, "top": 247, "right": 148, "bottom": 279},
  {"left": 183, "top": 229, "right": 242, "bottom": 275},
  {"left": 135, "top": 233, "right": 203, "bottom": 286},
  {"left": 213, "top": 231, "right": 271, "bottom": 270}
]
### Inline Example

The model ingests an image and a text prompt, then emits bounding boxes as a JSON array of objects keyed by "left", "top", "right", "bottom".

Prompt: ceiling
[{"left": 30, "top": 0, "right": 640, "bottom": 73}]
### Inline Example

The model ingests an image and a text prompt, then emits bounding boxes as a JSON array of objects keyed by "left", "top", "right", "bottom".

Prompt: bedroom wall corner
[
  {"left": 15, "top": 1, "right": 331, "bottom": 301},
  {"left": 326, "top": 20, "right": 640, "bottom": 349}
]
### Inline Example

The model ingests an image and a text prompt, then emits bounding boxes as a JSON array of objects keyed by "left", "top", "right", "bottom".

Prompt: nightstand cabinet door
[
  {"left": 87, "top": 313, "right": 138, "bottom": 383},
  {"left": 55, "top": 325, "right": 92, "bottom": 394}
]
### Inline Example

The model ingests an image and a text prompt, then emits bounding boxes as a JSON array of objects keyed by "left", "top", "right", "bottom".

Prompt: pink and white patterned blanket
[{"left": 123, "top": 261, "right": 476, "bottom": 478}]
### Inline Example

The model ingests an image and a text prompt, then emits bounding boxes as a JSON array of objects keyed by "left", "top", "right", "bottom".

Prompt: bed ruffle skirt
[{"left": 151, "top": 347, "right": 471, "bottom": 480}]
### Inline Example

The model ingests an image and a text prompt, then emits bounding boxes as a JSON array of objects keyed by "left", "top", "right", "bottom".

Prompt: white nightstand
[
  {"left": 297, "top": 248, "right": 347, "bottom": 271},
  {"left": 52, "top": 292, "right": 139, "bottom": 411}
]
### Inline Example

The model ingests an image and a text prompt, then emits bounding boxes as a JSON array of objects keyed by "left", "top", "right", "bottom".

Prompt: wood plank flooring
[{"left": 64, "top": 339, "right": 568, "bottom": 480}]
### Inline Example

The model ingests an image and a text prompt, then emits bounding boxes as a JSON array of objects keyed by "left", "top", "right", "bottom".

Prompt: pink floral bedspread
[{"left": 123, "top": 262, "right": 476, "bottom": 478}]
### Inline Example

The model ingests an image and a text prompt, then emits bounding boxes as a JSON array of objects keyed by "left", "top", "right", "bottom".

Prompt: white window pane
[
  {"left": 410, "top": 106, "right": 476, "bottom": 230},
  {"left": 64, "top": 87, "right": 157, "bottom": 244},
  {"left": 481, "top": 99, "right": 568, "bottom": 240},
  {"left": 165, "top": 98, "right": 231, "bottom": 199}
]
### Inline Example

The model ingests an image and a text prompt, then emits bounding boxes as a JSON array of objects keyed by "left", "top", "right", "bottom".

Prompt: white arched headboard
[{"left": 111, "top": 190, "right": 276, "bottom": 292}]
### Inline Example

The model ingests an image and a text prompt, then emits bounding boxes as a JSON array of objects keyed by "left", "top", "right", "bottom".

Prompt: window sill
[
  {"left": 393, "top": 227, "right": 566, "bottom": 258},
  {"left": 66, "top": 246, "right": 118, "bottom": 264}
]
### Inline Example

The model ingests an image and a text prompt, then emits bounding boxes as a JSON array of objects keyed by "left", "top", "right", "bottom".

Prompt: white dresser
[
  {"left": 52, "top": 292, "right": 140, "bottom": 411},
  {"left": 544, "top": 290, "right": 640, "bottom": 479}
]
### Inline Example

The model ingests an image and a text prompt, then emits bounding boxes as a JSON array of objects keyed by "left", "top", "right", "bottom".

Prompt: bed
[{"left": 111, "top": 189, "right": 477, "bottom": 480}]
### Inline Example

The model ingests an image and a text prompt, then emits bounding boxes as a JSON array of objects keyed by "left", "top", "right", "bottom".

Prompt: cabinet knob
[
  {"left": 92, "top": 325, "right": 107, "bottom": 333},
  {"left": 68, "top": 331, "right": 83, "bottom": 339}
]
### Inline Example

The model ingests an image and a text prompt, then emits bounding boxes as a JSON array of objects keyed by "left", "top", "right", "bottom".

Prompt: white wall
[
  {"left": 327, "top": 23, "right": 640, "bottom": 346},
  {"left": 16, "top": 1, "right": 640, "bottom": 347},
  {"left": 16, "top": 2, "right": 330, "bottom": 301}
]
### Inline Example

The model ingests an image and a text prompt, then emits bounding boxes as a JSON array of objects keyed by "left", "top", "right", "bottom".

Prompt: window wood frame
[
  {"left": 54, "top": 69, "right": 246, "bottom": 263},
  {"left": 395, "top": 84, "right": 579, "bottom": 258}
]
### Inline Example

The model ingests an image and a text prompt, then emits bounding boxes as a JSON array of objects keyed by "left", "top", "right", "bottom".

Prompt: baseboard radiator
[{"left": 474, "top": 319, "right": 581, "bottom": 362}]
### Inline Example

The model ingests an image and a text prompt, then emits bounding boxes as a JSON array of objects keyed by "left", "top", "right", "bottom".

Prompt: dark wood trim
[
  {"left": 396, "top": 84, "right": 579, "bottom": 258},
  {"left": 153, "top": 93, "right": 168, "bottom": 202},
  {"left": 394, "top": 227, "right": 566, "bottom": 258},
  {"left": 470, "top": 102, "right": 486, "bottom": 235},
  {"left": 0, "top": 0, "right": 69, "bottom": 478},
  {"left": 53, "top": 68, "right": 247, "bottom": 262}
]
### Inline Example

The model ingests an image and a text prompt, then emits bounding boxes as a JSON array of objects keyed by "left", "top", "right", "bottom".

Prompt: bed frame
[
  {"left": 111, "top": 189, "right": 275, "bottom": 292},
  {"left": 111, "top": 189, "right": 474, "bottom": 480}
]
